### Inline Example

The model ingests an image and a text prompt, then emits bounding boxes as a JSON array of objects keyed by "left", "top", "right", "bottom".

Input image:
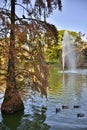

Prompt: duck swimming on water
[
  {"left": 73, "top": 105, "right": 80, "bottom": 108},
  {"left": 62, "top": 105, "right": 68, "bottom": 109},
  {"left": 56, "top": 108, "right": 61, "bottom": 113},
  {"left": 77, "top": 113, "right": 84, "bottom": 117}
]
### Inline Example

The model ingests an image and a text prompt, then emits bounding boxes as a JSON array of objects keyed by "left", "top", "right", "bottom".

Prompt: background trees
[{"left": 44, "top": 30, "right": 86, "bottom": 67}]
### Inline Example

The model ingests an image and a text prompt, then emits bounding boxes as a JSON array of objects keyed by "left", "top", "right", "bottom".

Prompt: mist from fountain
[{"left": 62, "top": 31, "right": 77, "bottom": 71}]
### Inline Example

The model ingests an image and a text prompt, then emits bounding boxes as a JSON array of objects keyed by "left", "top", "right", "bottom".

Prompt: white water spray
[{"left": 62, "top": 31, "right": 77, "bottom": 70}]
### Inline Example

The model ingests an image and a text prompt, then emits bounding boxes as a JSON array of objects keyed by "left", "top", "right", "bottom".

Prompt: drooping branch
[{"left": 0, "top": 0, "right": 62, "bottom": 100}]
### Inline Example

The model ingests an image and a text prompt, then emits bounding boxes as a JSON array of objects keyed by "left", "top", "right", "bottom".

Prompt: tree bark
[{"left": 1, "top": 0, "right": 24, "bottom": 114}]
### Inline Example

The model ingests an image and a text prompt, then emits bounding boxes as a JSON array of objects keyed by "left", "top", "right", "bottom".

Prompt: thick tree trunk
[{"left": 1, "top": 0, "right": 24, "bottom": 114}]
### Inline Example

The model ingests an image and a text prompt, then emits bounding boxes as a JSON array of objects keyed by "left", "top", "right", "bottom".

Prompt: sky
[
  {"left": 1, "top": 0, "right": 86, "bottom": 40},
  {"left": 47, "top": 0, "right": 87, "bottom": 40}
]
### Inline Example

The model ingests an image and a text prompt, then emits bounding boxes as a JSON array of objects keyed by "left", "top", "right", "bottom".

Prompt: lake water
[{"left": 0, "top": 65, "right": 87, "bottom": 130}]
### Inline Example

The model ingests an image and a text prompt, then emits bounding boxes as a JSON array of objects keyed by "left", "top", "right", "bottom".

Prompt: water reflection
[
  {"left": 18, "top": 106, "right": 50, "bottom": 130},
  {"left": 48, "top": 65, "right": 63, "bottom": 96},
  {"left": 61, "top": 72, "right": 87, "bottom": 106},
  {"left": 61, "top": 73, "right": 82, "bottom": 106},
  {"left": 0, "top": 106, "right": 50, "bottom": 130},
  {"left": 1, "top": 111, "right": 24, "bottom": 130},
  {"left": 0, "top": 66, "right": 87, "bottom": 130},
  {"left": 46, "top": 67, "right": 87, "bottom": 130}
]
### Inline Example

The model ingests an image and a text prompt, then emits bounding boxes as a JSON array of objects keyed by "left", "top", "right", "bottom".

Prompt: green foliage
[
  {"left": 44, "top": 30, "right": 86, "bottom": 64},
  {"left": 44, "top": 43, "right": 61, "bottom": 63}
]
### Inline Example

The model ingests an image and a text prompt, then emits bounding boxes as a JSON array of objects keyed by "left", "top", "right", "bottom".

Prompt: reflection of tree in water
[
  {"left": 1, "top": 110, "right": 24, "bottom": 130},
  {"left": 49, "top": 65, "right": 63, "bottom": 96},
  {"left": 1, "top": 106, "right": 50, "bottom": 130},
  {"left": 0, "top": 122, "right": 8, "bottom": 130},
  {"left": 0, "top": 94, "right": 48, "bottom": 129},
  {"left": 18, "top": 106, "right": 50, "bottom": 130}
]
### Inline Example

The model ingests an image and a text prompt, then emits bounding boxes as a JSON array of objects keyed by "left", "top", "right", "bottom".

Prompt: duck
[
  {"left": 56, "top": 108, "right": 61, "bottom": 113},
  {"left": 77, "top": 113, "right": 84, "bottom": 117},
  {"left": 62, "top": 105, "right": 68, "bottom": 109},
  {"left": 73, "top": 105, "right": 80, "bottom": 108}
]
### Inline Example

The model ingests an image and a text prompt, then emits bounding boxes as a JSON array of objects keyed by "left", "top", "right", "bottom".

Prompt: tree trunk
[{"left": 1, "top": 0, "right": 24, "bottom": 114}]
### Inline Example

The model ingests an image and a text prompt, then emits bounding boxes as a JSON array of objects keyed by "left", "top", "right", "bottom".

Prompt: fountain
[
  {"left": 60, "top": 31, "right": 87, "bottom": 75},
  {"left": 62, "top": 31, "right": 76, "bottom": 70},
  {"left": 62, "top": 31, "right": 77, "bottom": 71}
]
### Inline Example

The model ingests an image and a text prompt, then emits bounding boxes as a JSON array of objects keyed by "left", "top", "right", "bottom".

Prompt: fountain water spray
[{"left": 62, "top": 31, "right": 77, "bottom": 70}]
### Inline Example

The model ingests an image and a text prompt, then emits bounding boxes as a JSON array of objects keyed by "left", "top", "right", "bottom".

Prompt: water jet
[{"left": 62, "top": 31, "right": 77, "bottom": 70}]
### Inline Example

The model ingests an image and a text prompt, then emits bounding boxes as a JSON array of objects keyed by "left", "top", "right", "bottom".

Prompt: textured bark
[
  {"left": 1, "top": 0, "right": 24, "bottom": 114},
  {"left": 1, "top": 88, "right": 24, "bottom": 114}
]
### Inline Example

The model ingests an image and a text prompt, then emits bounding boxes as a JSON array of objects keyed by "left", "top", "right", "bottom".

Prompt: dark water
[{"left": 0, "top": 66, "right": 87, "bottom": 130}]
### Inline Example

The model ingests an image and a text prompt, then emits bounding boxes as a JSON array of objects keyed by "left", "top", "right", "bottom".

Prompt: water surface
[{"left": 0, "top": 65, "right": 87, "bottom": 130}]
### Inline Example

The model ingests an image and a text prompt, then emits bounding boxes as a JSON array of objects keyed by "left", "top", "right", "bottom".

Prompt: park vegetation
[
  {"left": 44, "top": 30, "right": 87, "bottom": 67},
  {"left": 0, "top": 0, "right": 87, "bottom": 114}
]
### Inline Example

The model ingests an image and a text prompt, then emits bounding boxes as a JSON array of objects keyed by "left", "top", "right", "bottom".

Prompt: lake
[{"left": 0, "top": 65, "right": 87, "bottom": 130}]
